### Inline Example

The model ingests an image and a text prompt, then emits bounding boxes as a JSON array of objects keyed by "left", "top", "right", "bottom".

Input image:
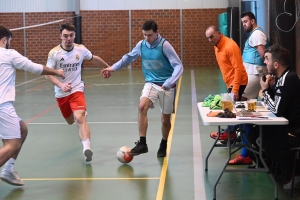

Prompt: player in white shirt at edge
[
  {"left": 45, "top": 23, "right": 110, "bottom": 162},
  {"left": 0, "top": 26, "right": 65, "bottom": 186}
]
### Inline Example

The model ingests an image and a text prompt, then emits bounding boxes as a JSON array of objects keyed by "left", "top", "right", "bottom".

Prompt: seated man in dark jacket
[{"left": 253, "top": 45, "right": 300, "bottom": 188}]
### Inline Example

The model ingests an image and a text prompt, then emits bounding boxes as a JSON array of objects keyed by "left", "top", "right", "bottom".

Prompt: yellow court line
[
  {"left": 22, "top": 177, "right": 159, "bottom": 181},
  {"left": 156, "top": 76, "right": 182, "bottom": 200}
]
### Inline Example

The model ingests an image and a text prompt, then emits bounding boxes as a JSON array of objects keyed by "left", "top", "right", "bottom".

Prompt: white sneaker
[
  {"left": 0, "top": 168, "right": 24, "bottom": 186},
  {"left": 283, "top": 176, "right": 300, "bottom": 189},
  {"left": 84, "top": 149, "right": 93, "bottom": 162}
]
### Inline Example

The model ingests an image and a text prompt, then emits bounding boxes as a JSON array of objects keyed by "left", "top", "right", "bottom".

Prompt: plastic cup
[
  {"left": 221, "top": 93, "right": 234, "bottom": 111},
  {"left": 247, "top": 99, "right": 257, "bottom": 111}
]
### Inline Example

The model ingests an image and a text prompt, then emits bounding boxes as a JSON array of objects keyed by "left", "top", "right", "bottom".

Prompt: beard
[
  {"left": 5, "top": 42, "right": 10, "bottom": 49},
  {"left": 244, "top": 25, "right": 253, "bottom": 33},
  {"left": 267, "top": 65, "right": 276, "bottom": 75}
]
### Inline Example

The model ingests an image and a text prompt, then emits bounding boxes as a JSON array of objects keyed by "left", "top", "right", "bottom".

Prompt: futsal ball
[{"left": 117, "top": 146, "right": 134, "bottom": 163}]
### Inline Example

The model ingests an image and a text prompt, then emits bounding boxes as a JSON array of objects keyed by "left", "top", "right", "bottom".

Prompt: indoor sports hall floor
[{"left": 0, "top": 67, "right": 299, "bottom": 200}]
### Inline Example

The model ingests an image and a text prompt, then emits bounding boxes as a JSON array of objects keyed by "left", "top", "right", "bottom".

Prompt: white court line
[
  {"left": 28, "top": 122, "right": 138, "bottom": 125},
  {"left": 22, "top": 177, "right": 160, "bottom": 181},
  {"left": 191, "top": 70, "right": 206, "bottom": 200},
  {"left": 16, "top": 76, "right": 44, "bottom": 87}
]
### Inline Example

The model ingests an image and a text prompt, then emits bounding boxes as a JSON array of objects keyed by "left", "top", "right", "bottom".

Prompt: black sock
[
  {"left": 140, "top": 137, "right": 146, "bottom": 145},
  {"left": 160, "top": 139, "right": 167, "bottom": 145}
]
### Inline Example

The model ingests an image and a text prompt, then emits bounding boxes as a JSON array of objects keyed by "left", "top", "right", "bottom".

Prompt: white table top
[{"left": 197, "top": 102, "right": 289, "bottom": 126}]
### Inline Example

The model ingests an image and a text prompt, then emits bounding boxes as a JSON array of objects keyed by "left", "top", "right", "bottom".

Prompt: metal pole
[
  {"left": 74, "top": 0, "right": 81, "bottom": 44},
  {"left": 128, "top": 10, "right": 132, "bottom": 68},
  {"left": 23, "top": 12, "right": 27, "bottom": 79},
  {"left": 180, "top": 9, "right": 183, "bottom": 64},
  {"left": 23, "top": 12, "right": 26, "bottom": 56}
]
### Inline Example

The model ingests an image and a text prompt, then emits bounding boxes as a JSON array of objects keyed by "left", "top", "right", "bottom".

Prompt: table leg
[
  {"left": 258, "top": 125, "right": 278, "bottom": 200},
  {"left": 205, "top": 126, "right": 221, "bottom": 171},
  {"left": 213, "top": 125, "right": 232, "bottom": 200}
]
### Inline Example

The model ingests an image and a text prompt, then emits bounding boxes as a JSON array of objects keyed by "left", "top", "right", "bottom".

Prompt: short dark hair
[
  {"left": 241, "top": 11, "right": 256, "bottom": 22},
  {"left": 142, "top": 20, "right": 158, "bottom": 32},
  {"left": 0, "top": 26, "right": 13, "bottom": 40},
  {"left": 265, "top": 45, "right": 291, "bottom": 67},
  {"left": 206, "top": 25, "right": 220, "bottom": 32},
  {"left": 60, "top": 23, "right": 76, "bottom": 33}
]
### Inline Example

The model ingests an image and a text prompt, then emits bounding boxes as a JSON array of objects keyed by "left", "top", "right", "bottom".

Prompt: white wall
[{"left": 0, "top": 0, "right": 229, "bottom": 12}]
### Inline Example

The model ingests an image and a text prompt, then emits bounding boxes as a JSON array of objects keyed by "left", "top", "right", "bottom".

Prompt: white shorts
[
  {"left": 0, "top": 102, "right": 21, "bottom": 139},
  {"left": 242, "top": 74, "right": 261, "bottom": 99},
  {"left": 141, "top": 83, "right": 176, "bottom": 114}
]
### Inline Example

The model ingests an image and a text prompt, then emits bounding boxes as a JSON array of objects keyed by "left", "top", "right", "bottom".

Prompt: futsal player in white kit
[
  {"left": 45, "top": 23, "right": 110, "bottom": 162},
  {"left": 0, "top": 26, "right": 65, "bottom": 186}
]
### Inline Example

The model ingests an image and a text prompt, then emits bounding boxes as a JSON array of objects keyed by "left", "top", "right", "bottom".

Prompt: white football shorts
[
  {"left": 140, "top": 82, "right": 176, "bottom": 114},
  {"left": 0, "top": 102, "right": 21, "bottom": 139},
  {"left": 242, "top": 74, "right": 261, "bottom": 99}
]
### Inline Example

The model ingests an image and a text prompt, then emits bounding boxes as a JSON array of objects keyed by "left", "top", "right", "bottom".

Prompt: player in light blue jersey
[
  {"left": 101, "top": 20, "right": 183, "bottom": 157},
  {"left": 241, "top": 11, "right": 270, "bottom": 100},
  {"left": 226, "top": 12, "right": 270, "bottom": 165}
]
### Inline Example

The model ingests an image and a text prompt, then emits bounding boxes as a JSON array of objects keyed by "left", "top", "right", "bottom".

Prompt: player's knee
[
  {"left": 4, "top": 139, "right": 22, "bottom": 152},
  {"left": 65, "top": 115, "right": 75, "bottom": 125},
  {"left": 19, "top": 121, "right": 28, "bottom": 140},
  {"left": 65, "top": 118, "right": 75, "bottom": 125},
  {"left": 138, "top": 104, "right": 149, "bottom": 113},
  {"left": 161, "top": 114, "right": 171, "bottom": 126},
  {"left": 67, "top": 120, "right": 75, "bottom": 125},
  {"left": 74, "top": 115, "right": 85, "bottom": 125},
  {"left": 15, "top": 141, "right": 22, "bottom": 150},
  {"left": 161, "top": 120, "right": 171, "bottom": 127},
  {"left": 20, "top": 128, "right": 28, "bottom": 140}
]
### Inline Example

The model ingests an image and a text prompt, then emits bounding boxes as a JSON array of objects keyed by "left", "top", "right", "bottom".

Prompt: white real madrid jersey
[
  {"left": 0, "top": 48, "right": 43, "bottom": 104},
  {"left": 46, "top": 44, "right": 92, "bottom": 98}
]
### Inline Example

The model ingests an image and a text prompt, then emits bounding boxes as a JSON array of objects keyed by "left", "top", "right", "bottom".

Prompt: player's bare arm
[
  {"left": 41, "top": 67, "right": 65, "bottom": 79},
  {"left": 232, "top": 92, "right": 239, "bottom": 101},
  {"left": 255, "top": 45, "right": 266, "bottom": 60},
  {"left": 59, "top": 82, "right": 72, "bottom": 93},
  {"left": 45, "top": 74, "right": 72, "bottom": 93},
  {"left": 92, "top": 56, "right": 110, "bottom": 68},
  {"left": 100, "top": 67, "right": 114, "bottom": 79},
  {"left": 91, "top": 56, "right": 112, "bottom": 78}
]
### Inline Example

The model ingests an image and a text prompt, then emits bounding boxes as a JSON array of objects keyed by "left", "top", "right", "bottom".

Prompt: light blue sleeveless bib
[
  {"left": 242, "top": 27, "right": 270, "bottom": 66},
  {"left": 141, "top": 38, "right": 173, "bottom": 84}
]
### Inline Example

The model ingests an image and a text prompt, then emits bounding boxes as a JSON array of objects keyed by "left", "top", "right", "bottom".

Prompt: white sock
[
  {"left": 285, "top": 176, "right": 300, "bottom": 187},
  {"left": 82, "top": 139, "right": 91, "bottom": 150},
  {"left": 4, "top": 158, "right": 16, "bottom": 171},
  {"left": 294, "top": 176, "right": 300, "bottom": 184}
]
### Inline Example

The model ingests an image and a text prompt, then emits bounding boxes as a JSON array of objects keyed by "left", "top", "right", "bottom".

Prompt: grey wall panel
[
  {"left": 0, "top": 0, "right": 229, "bottom": 12},
  {"left": 0, "top": 0, "right": 75, "bottom": 12},
  {"left": 80, "top": 0, "right": 228, "bottom": 10},
  {"left": 202, "top": 0, "right": 229, "bottom": 8}
]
